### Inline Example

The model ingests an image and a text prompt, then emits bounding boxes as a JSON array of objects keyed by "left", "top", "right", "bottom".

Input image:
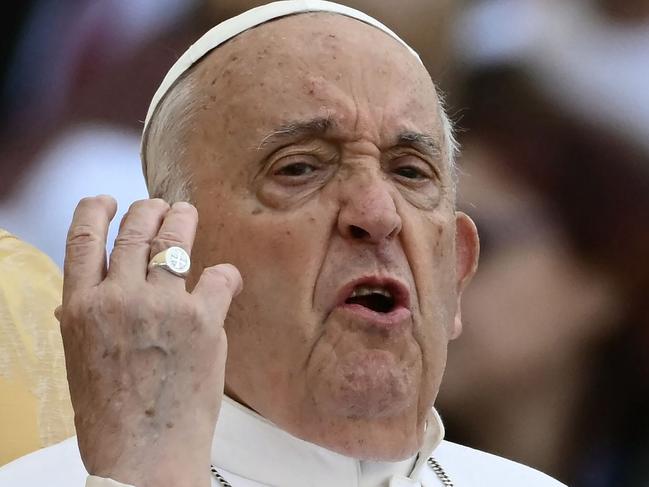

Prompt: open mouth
[
  {"left": 345, "top": 285, "right": 396, "bottom": 313},
  {"left": 335, "top": 277, "right": 411, "bottom": 329}
]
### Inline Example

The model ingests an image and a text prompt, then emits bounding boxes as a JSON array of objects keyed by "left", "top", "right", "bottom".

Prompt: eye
[
  {"left": 393, "top": 165, "right": 429, "bottom": 180},
  {"left": 390, "top": 155, "right": 435, "bottom": 182},
  {"left": 274, "top": 161, "right": 316, "bottom": 177},
  {"left": 269, "top": 154, "right": 328, "bottom": 187}
]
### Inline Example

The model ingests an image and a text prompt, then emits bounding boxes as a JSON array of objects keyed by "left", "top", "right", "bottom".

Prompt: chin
[
  {"left": 318, "top": 421, "right": 424, "bottom": 462},
  {"left": 298, "top": 344, "right": 428, "bottom": 460},
  {"left": 310, "top": 349, "right": 418, "bottom": 419}
]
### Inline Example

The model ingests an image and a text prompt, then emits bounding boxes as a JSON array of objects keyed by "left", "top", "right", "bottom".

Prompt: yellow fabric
[{"left": 0, "top": 230, "right": 74, "bottom": 466}]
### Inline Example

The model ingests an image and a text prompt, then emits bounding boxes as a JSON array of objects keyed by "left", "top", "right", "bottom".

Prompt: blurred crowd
[{"left": 1, "top": 1, "right": 648, "bottom": 486}]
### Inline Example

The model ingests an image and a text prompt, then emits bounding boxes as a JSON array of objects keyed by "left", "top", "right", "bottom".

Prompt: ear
[{"left": 451, "top": 212, "right": 480, "bottom": 340}]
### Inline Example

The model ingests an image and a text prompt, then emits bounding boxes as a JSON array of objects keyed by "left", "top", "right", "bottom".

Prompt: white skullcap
[{"left": 141, "top": 0, "right": 422, "bottom": 178}]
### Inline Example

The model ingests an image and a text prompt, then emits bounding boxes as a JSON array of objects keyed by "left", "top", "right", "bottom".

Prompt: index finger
[{"left": 63, "top": 195, "right": 117, "bottom": 303}]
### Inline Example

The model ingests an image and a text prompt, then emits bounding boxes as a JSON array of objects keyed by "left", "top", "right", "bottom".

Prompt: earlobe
[{"left": 451, "top": 212, "right": 480, "bottom": 339}]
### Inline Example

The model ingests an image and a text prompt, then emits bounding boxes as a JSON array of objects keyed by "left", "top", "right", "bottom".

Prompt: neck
[{"left": 210, "top": 396, "right": 444, "bottom": 487}]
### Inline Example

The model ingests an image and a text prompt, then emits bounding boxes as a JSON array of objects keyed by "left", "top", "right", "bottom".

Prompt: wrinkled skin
[
  {"left": 186, "top": 13, "right": 478, "bottom": 461},
  {"left": 60, "top": 198, "right": 242, "bottom": 487},
  {"left": 60, "top": 12, "right": 478, "bottom": 487}
]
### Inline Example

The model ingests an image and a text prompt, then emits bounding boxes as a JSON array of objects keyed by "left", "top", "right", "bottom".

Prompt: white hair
[
  {"left": 438, "top": 91, "right": 460, "bottom": 190},
  {"left": 143, "top": 70, "right": 199, "bottom": 203}
]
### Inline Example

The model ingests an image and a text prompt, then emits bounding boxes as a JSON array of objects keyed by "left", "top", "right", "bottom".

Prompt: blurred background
[{"left": 0, "top": 1, "right": 647, "bottom": 485}]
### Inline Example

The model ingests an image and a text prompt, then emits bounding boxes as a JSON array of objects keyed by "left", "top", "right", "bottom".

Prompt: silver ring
[{"left": 148, "top": 246, "right": 191, "bottom": 278}]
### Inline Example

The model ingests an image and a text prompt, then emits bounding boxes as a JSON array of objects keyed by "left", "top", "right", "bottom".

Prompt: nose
[{"left": 337, "top": 172, "right": 402, "bottom": 243}]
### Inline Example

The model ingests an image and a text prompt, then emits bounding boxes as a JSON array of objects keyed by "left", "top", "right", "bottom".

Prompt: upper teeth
[{"left": 350, "top": 285, "right": 393, "bottom": 299}]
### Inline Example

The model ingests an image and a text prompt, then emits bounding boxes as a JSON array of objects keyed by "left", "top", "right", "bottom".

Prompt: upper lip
[{"left": 335, "top": 275, "right": 411, "bottom": 311}]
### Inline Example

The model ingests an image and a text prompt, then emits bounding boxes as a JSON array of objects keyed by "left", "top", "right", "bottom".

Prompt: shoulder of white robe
[{"left": 139, "top": 0, "right": 423, "bottom": 178}]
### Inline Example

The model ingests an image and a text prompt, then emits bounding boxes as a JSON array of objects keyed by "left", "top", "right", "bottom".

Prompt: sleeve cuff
[{"left": 86, "top": 475, "right": 136, "bottom": 487}]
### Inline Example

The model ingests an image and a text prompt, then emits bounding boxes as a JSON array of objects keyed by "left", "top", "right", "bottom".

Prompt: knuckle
[
  {"left": 67, "top": 224, "right": 101, "bottom": 246},
  {"left": 177, "top": 297, "right": 198, "bottom": 319},
  {"left": 151, "top": 232, "right": 186, "bottom": 252},
  {"left": 65, "top": 228, "right": 103, "bottom": 264},
  {"left": 58, "top": 295, "right": 89, "bottom": 332},
  {"left": 147, "top": 293, "right": 201, "bottom": 328},
  {"left": 114, "top": 227, "right": 151, "bottom": 248},
  {"left": 186, "top": 302, "right": 213, "bottom": 333}
]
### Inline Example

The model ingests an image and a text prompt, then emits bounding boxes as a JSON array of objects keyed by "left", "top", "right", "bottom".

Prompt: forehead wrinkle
[{"left": 193, "top": 14, "right": 440, "bottom": 158}]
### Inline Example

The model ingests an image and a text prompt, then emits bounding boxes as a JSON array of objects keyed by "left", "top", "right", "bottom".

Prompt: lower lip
[{"left": 337, "top": 304, "right": 412, "bottom": 331}]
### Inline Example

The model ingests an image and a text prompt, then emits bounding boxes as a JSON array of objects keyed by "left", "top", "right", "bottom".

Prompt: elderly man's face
[{"left": 183, "top": 13, "right": 478, "bottom": 460}]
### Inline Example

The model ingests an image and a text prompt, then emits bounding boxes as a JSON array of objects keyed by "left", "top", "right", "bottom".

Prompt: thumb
[{"left": 191, "top": 263, "right": 243, "bottom": 322}]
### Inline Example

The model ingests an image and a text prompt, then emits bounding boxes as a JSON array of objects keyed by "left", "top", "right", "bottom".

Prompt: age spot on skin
[{"left": 251, "top": 207, "right": 263, "bottom": 215}]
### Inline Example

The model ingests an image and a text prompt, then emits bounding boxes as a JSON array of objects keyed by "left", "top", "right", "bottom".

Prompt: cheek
[
  {"left": 410, "top": 212, "right": 456, "bottom": 291},
  {"left": 192, "top": 198, "right": 336, "bottom": 396},
  {"left": 194, "top": 198, "right": 334, "bottom": 327},
  {"left": 403, "top": 212, "right": 458, "bottom": 339},
  {"left": 238, "top": 209, "right": 330, "bottom": 279}
]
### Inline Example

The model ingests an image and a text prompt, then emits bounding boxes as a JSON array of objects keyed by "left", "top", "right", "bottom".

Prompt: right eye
[
  {"left": 274, "top": 161, "right": 317, "bottom": 177},
  {"left": 270, "top": 154, "right": 325, "bottom": 186},
  {"left": 257, "top": 148, "right": 336, "bottom": 208}
]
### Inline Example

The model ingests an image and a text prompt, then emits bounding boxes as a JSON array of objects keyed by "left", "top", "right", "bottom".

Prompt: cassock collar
[{"left": 211, "top": 396, "right": 444, "bottom": 487}]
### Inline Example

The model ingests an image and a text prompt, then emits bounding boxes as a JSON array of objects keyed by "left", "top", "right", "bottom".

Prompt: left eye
[
  {"left": 274, "top": 162, "right": 316, "bottom": 176},
  {"left": 393, "top": 165, "right": 429, "bottom": 180}
]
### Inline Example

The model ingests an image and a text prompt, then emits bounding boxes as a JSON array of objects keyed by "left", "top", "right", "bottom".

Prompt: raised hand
[{"left": 58, "top": 196, "right": 241, "bottom": 487}]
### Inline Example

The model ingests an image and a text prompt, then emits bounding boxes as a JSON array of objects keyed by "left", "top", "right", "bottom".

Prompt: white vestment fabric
[{"left": 0, "top": 396, "right": 566, "bottom": 486}]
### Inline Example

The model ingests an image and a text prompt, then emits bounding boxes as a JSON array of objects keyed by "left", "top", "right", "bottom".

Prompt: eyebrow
[
  {"left": 395, "top": 131, "right": 443, "bottom": 159},
  {"left": 257, "top": 118, "right": 443, "bottom": 159},
  {"left": 257, "top": 117, "right": 335, "bottom": 150}
]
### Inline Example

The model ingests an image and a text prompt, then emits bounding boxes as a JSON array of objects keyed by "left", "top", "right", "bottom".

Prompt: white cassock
[{"left": 0, "top": 396, "right": 565, "bottom": 487}]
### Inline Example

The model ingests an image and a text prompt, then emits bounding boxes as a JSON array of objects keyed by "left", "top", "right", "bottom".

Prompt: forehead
[{"left": 190, "top": 12, "right": 442, "bottom": 148}]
